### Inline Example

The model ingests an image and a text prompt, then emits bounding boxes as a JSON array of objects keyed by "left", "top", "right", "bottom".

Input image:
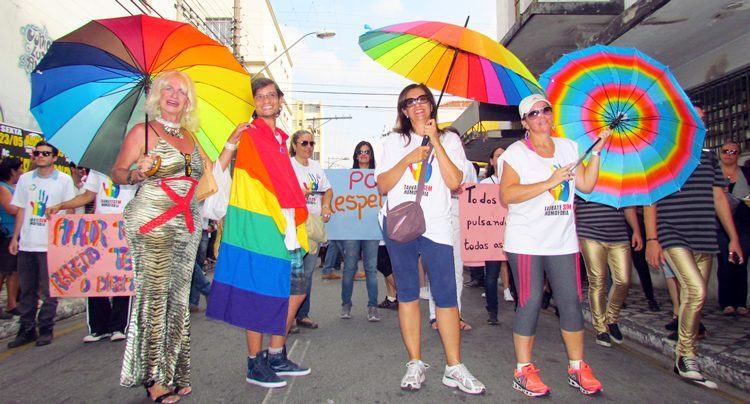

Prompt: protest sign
[
  {"left": 325, "top": 169, "right": 384, "bottom": 240},
  {"left": 459, "top": 183, "right": 507, "bottom": 262},
  {"left": 0, "top": 122, "right": 72, "bottom": 175},
  {"left": 47, "top": 214, "right": 134, "bottom": 297}
]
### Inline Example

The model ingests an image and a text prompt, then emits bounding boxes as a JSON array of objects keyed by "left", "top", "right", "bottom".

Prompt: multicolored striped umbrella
[
  {"left": 359, "top": 21, "right": 543, "bottom": 105},
  {"left": 30, "top": 14, "right": 253, "bottom": 174},
  {"left": 540, "top": 45, "right": 705, "bottom": 208}
]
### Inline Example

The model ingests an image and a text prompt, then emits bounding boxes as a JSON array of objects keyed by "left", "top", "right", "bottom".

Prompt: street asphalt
[{"left": 0, "top": 271, "right": 745, "bottom": 403}]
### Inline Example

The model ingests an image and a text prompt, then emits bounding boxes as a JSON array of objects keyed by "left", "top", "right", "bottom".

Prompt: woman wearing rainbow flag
[{"left": 206, "top": 78, "right": 312, "bottom": 389}]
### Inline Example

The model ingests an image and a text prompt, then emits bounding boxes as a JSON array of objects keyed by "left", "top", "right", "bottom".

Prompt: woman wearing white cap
[{"left": 499, "top": 94, "right": 610, "bottom": 397}]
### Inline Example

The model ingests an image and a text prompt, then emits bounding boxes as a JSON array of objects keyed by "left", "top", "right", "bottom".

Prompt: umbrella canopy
[
  {"left": 539, "top": 45, "right": 705, "bottom": 208},
  {"left": 30, "top": 14, "right": 253, "bottom": 174},
  {"left": 359, "top": 21, "right": 543, "bottom": 105}
]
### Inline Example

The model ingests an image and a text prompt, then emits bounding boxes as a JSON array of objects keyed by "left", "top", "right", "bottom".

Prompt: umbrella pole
[
  {"left": 434, "top": 15, "right": 470, "bottom": 118},
  {"left": 575, "top": 113, "right": 625, "bottom": 167}
]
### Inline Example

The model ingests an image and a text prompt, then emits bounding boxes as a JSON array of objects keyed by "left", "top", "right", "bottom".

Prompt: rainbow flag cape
[{"left": 206, "top": 118, "right": 308, "bottom": 335}]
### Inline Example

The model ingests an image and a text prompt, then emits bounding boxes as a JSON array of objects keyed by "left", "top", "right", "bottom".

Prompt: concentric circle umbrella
[
  {"left": 539, "top": 45, "right": 705, "bottom": 208},
  {"left": 359, "top": 20, "right": 543, "bottom": 106},
  {"left": 30, "top": 14, "right": 253, "bottom": 174}
]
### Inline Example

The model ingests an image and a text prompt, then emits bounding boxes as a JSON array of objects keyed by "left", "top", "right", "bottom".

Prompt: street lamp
[{"left": 251, "top": 29, "right": 336, "bottom": 79}]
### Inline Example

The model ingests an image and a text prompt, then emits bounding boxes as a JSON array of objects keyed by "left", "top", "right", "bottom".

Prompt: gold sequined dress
[{"left": 120, "top": 137, "right": 203, "bottom": 388}]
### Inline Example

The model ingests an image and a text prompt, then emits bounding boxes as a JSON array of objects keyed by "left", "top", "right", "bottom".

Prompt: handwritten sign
[
  {"left": 325, "top": 169, "right": 384, "bottom": 240},
  {"left": 459, "top": 183, "right": 507, "bottom": 262},
  {"left": 47, "top": 214, "right": 134, "bottom": 297}
]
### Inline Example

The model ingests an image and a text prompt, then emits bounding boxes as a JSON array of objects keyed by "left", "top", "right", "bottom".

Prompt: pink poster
[
  {"left": 459, "top": 183, "right": 508, "bottom": 262},
  {"left": 47, "top": 214, "right": 134, "bottom": 297}
]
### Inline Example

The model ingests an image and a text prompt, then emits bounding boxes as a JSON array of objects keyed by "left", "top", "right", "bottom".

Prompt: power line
[
  {"left": 113, "top": 0, "right": 133, "bottom": 15},
  {"left": 137, "top": 0, "right": 165, "bottom": 18},
  {"left": 128, "top": 0, "right": 147, "bottom": 14}
]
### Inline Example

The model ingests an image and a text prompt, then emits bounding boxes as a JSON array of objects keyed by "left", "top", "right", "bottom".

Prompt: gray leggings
[{"left": 507, "top": 252, "right": 584, "bottom": 336}]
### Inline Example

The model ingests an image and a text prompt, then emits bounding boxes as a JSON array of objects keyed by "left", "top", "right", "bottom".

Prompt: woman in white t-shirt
[
  {"left": 499, "top": 94, "right": 610, "bottom": 397},
  {"left": 289, "top": 130, "right": 332, "bottom": 330},
  {"left": 375, "top": 84, "right": 485, "bottom": 395}
]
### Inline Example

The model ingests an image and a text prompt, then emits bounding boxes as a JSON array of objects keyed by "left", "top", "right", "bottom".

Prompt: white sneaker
[
  {"left": 110, "top": 331, "right": 127, "bottom": 341},
  {"left": 674, "top": 356, "right": 717, "bottom": 389},
  {"left": 504, "top": 288, "right": 515, "bottom": 302},
  {"left": 401, "top": 360, "right": 428, "bottom": 391},
  {"left": 442, "top": 363, "right": 486, "bottom": 394},
  {"left": 82, "top": 332, "right": 111, "bottom": 343}
]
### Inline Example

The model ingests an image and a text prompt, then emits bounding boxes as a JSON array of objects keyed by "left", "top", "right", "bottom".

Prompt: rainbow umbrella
[
  {"left": 359, "top": 20, "right": 543, "bottom": 105},
  {"left": 30, "top": 14, "right": 253, "bottom": 174},
  {"left": 539, "top": 45, "right": 705, "bottom": 208}
]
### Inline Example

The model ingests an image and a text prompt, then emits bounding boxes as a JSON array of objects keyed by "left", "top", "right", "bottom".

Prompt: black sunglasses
[
  {"left": 33, "top": 151, "right": 54, "bottom": 157},
  {"left": 403, "top": 95, "right": 430, "bottom": 108},
  {"left": 526, "top": 106, "right": 553, "bottom": 119},
  {"left": 722, "top": 149, "right": 739, "bottom": 155},
  {"left": 298, "top": 140, "right": 315, "bottom": 147},
  {"left": 356, "top": 149, "right": 371, "bottom": 155}
]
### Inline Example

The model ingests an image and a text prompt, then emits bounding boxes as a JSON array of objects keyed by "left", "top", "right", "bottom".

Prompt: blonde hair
[{"left": 144, "top": 70, "right": 200, "bottom": 132}]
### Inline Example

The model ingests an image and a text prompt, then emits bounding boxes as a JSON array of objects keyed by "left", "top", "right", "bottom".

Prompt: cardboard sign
[
  {"left": 459, "top": 183, "right": 507, "bottom": 262},
  {"left": 47, "top": 214, "right": 134, "bottom": 297},
  {"left": 325, "top": 169, "right": 384, "bottom": 240}
]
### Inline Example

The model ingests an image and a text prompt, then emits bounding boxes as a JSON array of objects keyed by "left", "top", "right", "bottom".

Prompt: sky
[{"left": 270, "top": 0, "right": 497, "bottom": 167}]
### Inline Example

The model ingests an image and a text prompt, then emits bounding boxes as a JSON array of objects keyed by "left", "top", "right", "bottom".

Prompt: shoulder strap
[{"left": 414, "top": 145, "right": 434, "bottom": 204}]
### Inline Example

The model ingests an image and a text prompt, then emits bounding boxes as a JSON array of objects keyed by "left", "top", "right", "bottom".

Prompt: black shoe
[
  {"left": 36, "top": 333, "right": 53, "bottom": 346},
  {"left": 268, "top": 346, "right": 311, "bottom": 376},
  {"left": 7, "top": 329, "right": 37, "bottom": 349},
  {"left": 463, "top": 279, "right": 483, "bottom": 288},
  {"left": 595, "top": 332, "right": 612, "bottom": 347},
  {"left": 377, "top": 297, "right": 399, "bottom": 310},
  {"left": 647, "top": 299, "right": 660, "bottom": 312},
  {"left": 664, "top": 316, "right": 678, "bottom": 331},
  {"left": 487, "top": 312, "right": 499, "bottom": 326},
  {"left": 541, "top": 291, "right": 552, "bottom": 309},
  {"left": 246, "top": 351, "right": 287, "bottom": 388},
  {"left": 666, "top": 331, "right": 677, "bottom": 341},
  {"left": 607, "top": 323, "right": 623, "bottom": 344},
  {"left": 674, "top": 356, "right": 717, "bottom": 389}
]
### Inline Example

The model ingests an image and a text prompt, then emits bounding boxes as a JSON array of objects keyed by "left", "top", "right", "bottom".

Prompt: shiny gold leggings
[
  {"left": 663, "top": 247, "right": 712, "bottom": 358},
  {"left": 580, "top": 238, "right": 631, "bottom": 334}
]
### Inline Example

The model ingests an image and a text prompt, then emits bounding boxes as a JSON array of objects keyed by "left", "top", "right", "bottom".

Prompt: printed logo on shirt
[
  {"left": 409, "top": 155, "right": 435, "bottom": 183},
  {"left": 304, "top": 173, "right": 321, "bottom": 192},
  {"left": 30, "top": 189, "right": 48, "bottom": 217},
  {"left": 102, "top": 178, "right": 121, "bottom": 198},
  {"left": 548, "top": 164, "right": 570, "bottom": 202}
]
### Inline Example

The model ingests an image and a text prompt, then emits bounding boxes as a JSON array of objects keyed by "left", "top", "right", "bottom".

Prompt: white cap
[{"left": 518, "top": 94, "right": 551, "bottom": 119}]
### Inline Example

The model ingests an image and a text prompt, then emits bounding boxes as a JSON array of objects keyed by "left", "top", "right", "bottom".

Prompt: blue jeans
[
  {"left": 295, "top": 252, "right": 318, "bottom": 319},
  {"left": 322, "top": 241, "right": 343, "bottom": 275},
  {"left": 484, "top": 261, "right": 501, "bottom": 313},
  {"left": 189, "top": 262, "right": 211, "bottom": 306},
  {"left": 341, "top": 240, "right": 379, "bottom": 307}
]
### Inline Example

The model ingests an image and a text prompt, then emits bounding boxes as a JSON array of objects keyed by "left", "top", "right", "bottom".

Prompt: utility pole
[{"left": 232, "top": 0, "right": 241, "bottom": 59}]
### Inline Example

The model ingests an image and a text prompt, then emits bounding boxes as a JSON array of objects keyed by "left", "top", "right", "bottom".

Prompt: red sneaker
[
  {"left": 568, "top": 361, "right": 603, "bottom": 395},
  {"left": 513, "top": 364, "right": 550, "bottom": 397}
]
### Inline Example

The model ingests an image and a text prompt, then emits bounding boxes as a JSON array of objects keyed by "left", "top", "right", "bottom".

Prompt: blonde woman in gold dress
[{"left": 112, "top": 71, "right": 207, "bottom": 403}]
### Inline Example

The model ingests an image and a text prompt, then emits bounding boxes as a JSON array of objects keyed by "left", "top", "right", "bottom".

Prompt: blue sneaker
[
  {"left": 268, "top": 345, "right": 311, "bottom": 376},
  {"left": 246, "top": 351, "right": 287, "bottom": 388}
]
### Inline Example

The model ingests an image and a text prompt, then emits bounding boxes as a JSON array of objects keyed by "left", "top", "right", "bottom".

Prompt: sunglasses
[
  {"left": 403, "top": 95, "right": 430, "bottom": 108},
  {"left": 298, "top": 140, "right": 315, "bottom": 147},
  {"left": 525, "top": 106, "right": 553, "bottom": 119},
  {"left": 356, "top": 149, "right": 371, "bottom": 155},
  {"left": 33, "top": 151, "right": 54, "bottom": 157},
  {"left": 722, "top": 149, "right": 739, "bottom": 155},
  {"left": 184, "top": 152, "right": 192, "bottom": 177}
]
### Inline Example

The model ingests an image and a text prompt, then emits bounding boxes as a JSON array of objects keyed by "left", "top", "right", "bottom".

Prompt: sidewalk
[
  {"left": 0, "top": 284, "right": 86, "bottom": 340},
  {"left": 580, "top": 284, "right": 750, "bottom": 393}
]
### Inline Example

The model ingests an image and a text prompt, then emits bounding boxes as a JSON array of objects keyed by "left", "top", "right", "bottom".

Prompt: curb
[{"left": 0, "top": 298, "right": 86, "bottom": 340}]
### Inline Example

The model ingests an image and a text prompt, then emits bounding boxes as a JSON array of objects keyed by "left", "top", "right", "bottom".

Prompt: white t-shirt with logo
[
  {"left": 11, "top": 170, "right": 76, "bottom": 252},
  {"left": 291, "top": 158, "right": 331, "bottom": 216},
  {"left": 502, "top": 137, "right": 579, "bottom": 255},
  {"left": 375, "top": 131, "right": 468, "bottom": 246},
  {"left": 83, "top": 170, "right": 138, "bottom": 214}
]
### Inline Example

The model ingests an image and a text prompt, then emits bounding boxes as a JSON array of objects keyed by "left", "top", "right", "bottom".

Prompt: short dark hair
[
  {"left": 0, "top": 157, "right": 22, "bottom": 182},
  {"left": 351, "top": 141, "right": 375, "bottom": 169},
  {"left": 251, "top": 78, "right": 284, "bottom": 119},
  {"left": 34, "top": 141, "right": 58, "bottom": 156}
]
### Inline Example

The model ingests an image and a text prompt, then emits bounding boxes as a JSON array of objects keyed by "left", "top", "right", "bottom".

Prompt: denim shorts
[
  {"left": 383, "top": 218, "right": 457, "bottom": 308},
  {"left": 289, "top": 249, "right": 308, "bottom": 295}
]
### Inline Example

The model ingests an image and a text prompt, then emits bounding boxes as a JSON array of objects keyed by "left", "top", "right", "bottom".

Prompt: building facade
[{"left": 292, "top": 100, "right": 324, "bottom": 161}]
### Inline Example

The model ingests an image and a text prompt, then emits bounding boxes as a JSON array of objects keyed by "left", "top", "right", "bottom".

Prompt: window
[
  {"left": 688, "top": 65, "right": 750, "bottom": 152},
  {"left": 206, "top": 18, "right": 233, "bottom": 47}
]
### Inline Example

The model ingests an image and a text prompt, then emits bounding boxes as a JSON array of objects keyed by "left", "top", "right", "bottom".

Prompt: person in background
[
  {"left": 290, "top": 129, "right": 333, "bottom": 329},
  {"left": 0, "top": 157, "right": 22, "bottom": 320},
  {"left": 717, "top": 140, "right": 749, "bottom": 315},
  {"left": 629, "top": 208, "right": 661, "bottom": 312},
  {"left": 500, "top": 94, "right": 610, "bottom": 397},
  {"left": 376, "top": 241, "right": 399, "bottom": 310},
  {"left": 189, "top": 215, "right": 213, "bottom": 313},
  {"left": 377, "top": 83, "right": 485, "bottom": 394},
  {"left": 47, "top": 170, "right": 137, "bottom": 343},
  {"left": 320, "top": 241, "right": 343, "bottom": 280},
  {"left": 7, "top": 142, "right": 76, "bottom": 348},
  {"left": 340, "top": 141, "right": 380, "bottom": 321}
]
